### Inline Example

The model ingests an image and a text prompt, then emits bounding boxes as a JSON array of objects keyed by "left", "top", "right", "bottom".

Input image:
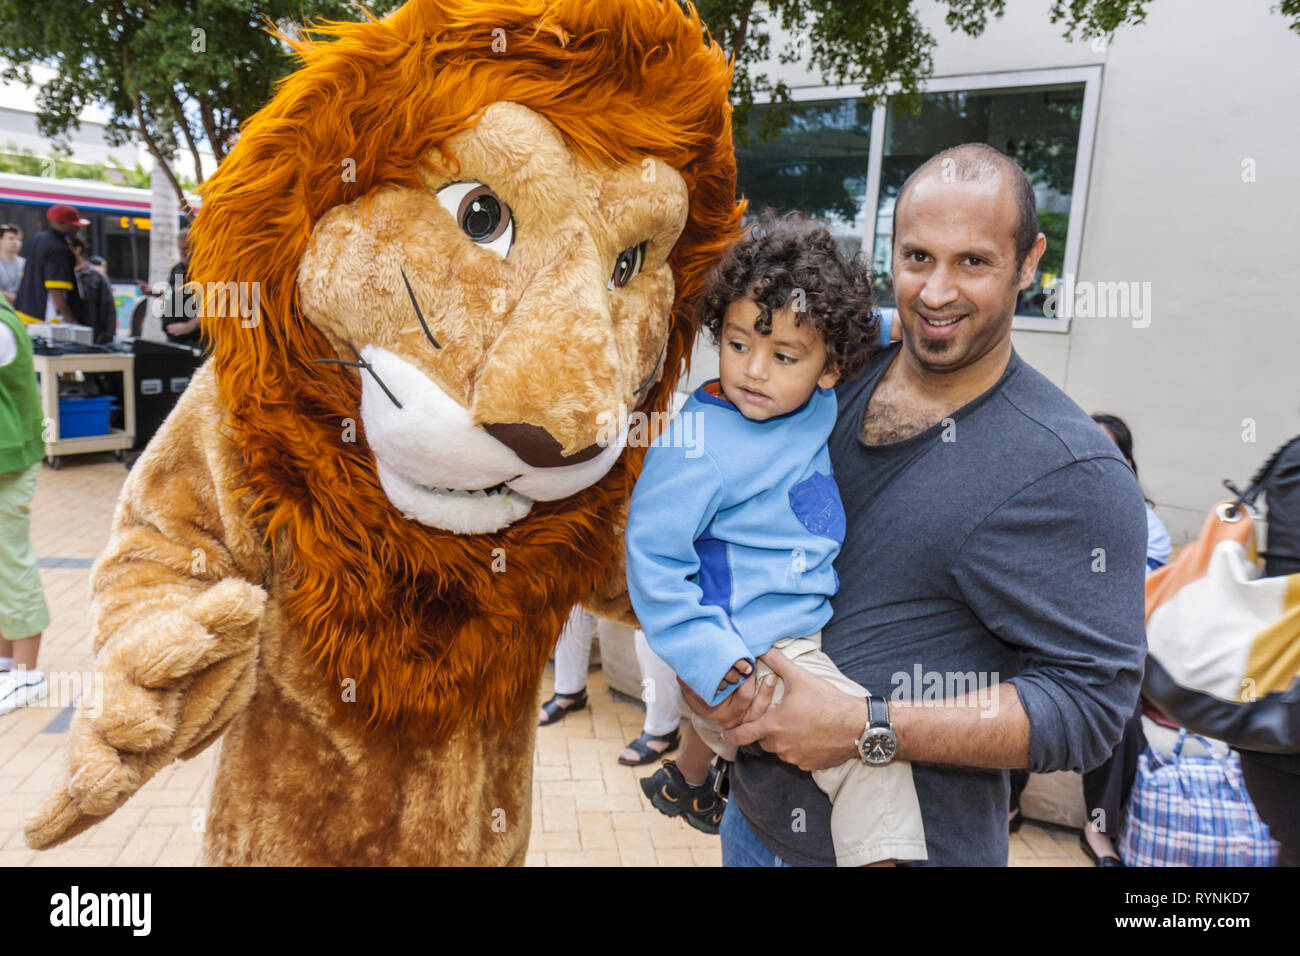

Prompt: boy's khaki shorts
[{"left": 693, "top": 633, "right": 928, "bottom": 866}]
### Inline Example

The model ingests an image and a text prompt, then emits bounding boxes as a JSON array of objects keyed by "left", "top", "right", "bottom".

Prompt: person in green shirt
[{"left": 0, "top": 297, "right": 49, "bottom": 714}]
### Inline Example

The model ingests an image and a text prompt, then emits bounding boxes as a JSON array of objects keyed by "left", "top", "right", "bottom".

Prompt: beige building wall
[
  {"left": 1038, "top": 0, "right": 1300, "bottom": 542},
  {"left": 690, "top": 0, "right": 1300, "bottom": 543}
]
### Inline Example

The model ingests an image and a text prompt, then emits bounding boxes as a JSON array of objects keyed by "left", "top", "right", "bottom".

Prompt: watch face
[{"left": 862, "top": 729, "right": 898, "bottom": 765}]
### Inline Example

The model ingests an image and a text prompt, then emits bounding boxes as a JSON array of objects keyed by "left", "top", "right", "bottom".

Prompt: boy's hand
[
  {"left": 680, "top": 671, "right": 770, "bottom": 734},
  {"left": 715, "top": 659, "right": 753, "bottom": 695}
]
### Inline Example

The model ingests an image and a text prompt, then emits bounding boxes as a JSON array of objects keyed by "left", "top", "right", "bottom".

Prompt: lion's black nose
[{"left": 483, "top": 422, "right": 604, "bottom": 468}]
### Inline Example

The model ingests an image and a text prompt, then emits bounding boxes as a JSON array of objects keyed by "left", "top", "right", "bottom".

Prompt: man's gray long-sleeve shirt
[{"left": 729, "top": 345, "right": 1148, "bottom": 866}]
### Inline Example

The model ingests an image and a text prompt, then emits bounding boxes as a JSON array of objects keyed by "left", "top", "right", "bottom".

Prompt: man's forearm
[
  {"left": 890, "top": 683, "right": 1030, "bottom": 769},
  {"left": 824, "top": 683, "right": 1031, "bottom": 769},
  {"left": 723, "top": 652, "right": 1035, "bottom": 774},
  {"left": 49, "top": 289, "right": 76, "bottom": 324}
]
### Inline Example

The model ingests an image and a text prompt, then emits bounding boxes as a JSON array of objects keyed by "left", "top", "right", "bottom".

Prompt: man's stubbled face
[{"left": 892, "top": 174, "right": 1037, "bottom": 374}]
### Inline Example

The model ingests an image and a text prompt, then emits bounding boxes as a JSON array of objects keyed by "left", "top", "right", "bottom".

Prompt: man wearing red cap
[{"left": 12, "top": 205, "right": 87, "bottom": 326}]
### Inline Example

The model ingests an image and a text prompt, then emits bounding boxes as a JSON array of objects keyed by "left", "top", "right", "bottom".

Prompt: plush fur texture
[{"left": 26, "top": 0, "right": 741, "bottom": 865}]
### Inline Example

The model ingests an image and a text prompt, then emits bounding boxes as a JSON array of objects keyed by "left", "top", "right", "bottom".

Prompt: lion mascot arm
[
  {"left": 26, "top": 366, "right": 268, "bottom": 849},
  {"left": 581, "top": 500, "right": 640, "bottom": 629}
]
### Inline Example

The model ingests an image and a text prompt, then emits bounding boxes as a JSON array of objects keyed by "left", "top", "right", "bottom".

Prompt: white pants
[
  {"left": 552, "top": 606, "right": 597, "bottom": 696},
  {"left": 552, "top": 607, "right": 681, "bottom": 736},
  {"left": 634, "top": 626, "right": 682, "bottom": 736}
]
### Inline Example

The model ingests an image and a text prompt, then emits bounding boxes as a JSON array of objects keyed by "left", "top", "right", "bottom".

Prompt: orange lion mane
[{"left": 189, "top": 0, "right": 743, "bottom": 744}]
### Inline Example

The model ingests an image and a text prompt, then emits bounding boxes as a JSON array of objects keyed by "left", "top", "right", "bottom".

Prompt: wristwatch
[{"left": 856, "top": 691, "right": 899, "bottom": 766}]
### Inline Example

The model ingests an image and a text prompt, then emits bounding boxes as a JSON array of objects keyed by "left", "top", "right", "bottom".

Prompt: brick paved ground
[{"left": 1, "top": 454, "right": 1086, "bottom": 866}]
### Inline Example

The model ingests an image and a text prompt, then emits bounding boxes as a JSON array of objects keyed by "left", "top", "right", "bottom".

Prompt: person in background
[
  {"left": 0, "top": 224, "right": 24, "bottom": 306},
  {"left": 12, "top": 205, "right": 85, "bottom": 326},
  {"left": 540, "top": 606, "right": 689, "bottom": 766},
  {"left": 1239, "top": 432, "right": 1300, "bottom": 866},
  {"left": 1092, "top": 414, "right": 1172, "bottom": 572},
  {"left": 135, "top": 230, "right": 197, "bottom": 345},
  {"left": 69, "top": 238, "right": 118, "bottom": 344},
  {"left": 161, "top": 229, "right": 199, "bottom": 346},
  {"left": 0, "top": 295, "right": 50, "bottom": 714}
]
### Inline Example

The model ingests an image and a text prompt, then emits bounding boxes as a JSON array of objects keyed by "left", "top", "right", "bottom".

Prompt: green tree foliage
[
  {"left": 1285, "top": 0, "right": 1300, "bottom": 34},
  {"left": 0, "top": 0, "right": 400, "bottom": 203},
  {"left": 2, "top": 0, "right": 1295, "bottom": 203}
]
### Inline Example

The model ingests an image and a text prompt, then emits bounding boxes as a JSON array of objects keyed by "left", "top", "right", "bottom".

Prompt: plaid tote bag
[{"left": 1118, "top": 729, "right": 1278, "bottom": 866}]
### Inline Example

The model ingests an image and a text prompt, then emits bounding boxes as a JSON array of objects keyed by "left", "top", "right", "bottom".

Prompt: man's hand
[
  {"left": 165, "top": 317, "right": 200, "bottom": 337},
  {"left": 722, "top": 647, "right": 865, "bottom": 772}
]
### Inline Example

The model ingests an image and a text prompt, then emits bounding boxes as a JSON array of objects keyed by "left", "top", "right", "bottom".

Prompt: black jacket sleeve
[{"left": 1263, "top": 438, "right": 1300, "bottom": 577}]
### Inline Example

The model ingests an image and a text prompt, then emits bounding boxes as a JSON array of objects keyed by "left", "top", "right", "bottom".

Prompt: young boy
[{"left": 625, "top": 212, "right": 926, "bottom": 866}]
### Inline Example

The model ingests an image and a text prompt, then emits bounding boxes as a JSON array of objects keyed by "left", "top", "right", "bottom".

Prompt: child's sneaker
[
  {"left": 639, "top": 759, "right": 725, "bottom": 835},
  {"left": 0, "top": 670, "right": 48, "bottom": 716}
]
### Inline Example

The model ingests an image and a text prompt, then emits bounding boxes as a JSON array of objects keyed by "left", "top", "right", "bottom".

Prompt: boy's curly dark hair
[{"left": 696, "top": 209, "right": 879, "bottom": 380}]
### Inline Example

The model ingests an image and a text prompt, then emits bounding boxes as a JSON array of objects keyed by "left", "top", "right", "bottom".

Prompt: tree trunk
[
  {"left": 194, "top": 91, "right": 227, "bottom": 162},
  {"left": 169, "top": 90, "right": 206, "bottom": 186},
  {"left": 123, "top": 46, "right": 189, "bottom": 212},
  {"left": 731, "top": 1, "right": 755, "bottom": 63},
  {"left": 132, "top": 92, "right": 189, "bottom": 214}
]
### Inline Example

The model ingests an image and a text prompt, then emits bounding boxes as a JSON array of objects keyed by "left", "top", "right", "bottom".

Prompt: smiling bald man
[{"left": 684, "top": 143, "right": 1150, "bottom": 867}]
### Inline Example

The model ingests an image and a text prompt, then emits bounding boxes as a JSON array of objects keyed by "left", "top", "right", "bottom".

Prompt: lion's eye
[
  {"left": 437, "top": 182, "right": 514, "bottom": 258},
  {"left": 609, "top": 242, "right": 646, "bottom": 291}
]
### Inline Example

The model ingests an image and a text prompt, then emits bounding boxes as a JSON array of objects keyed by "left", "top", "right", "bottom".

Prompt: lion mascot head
[{"left": 189, "top": 0, "right": 742, "bottom": 743}]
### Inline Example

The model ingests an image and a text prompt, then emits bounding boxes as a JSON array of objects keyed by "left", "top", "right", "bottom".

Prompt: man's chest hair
[{"left": 860, "top": 376, "right": 948, "bottom": 445}]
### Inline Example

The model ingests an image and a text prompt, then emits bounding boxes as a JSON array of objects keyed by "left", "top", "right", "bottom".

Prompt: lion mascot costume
[{"left": 25, "top": 0, "right": 741, "bottom": 864}]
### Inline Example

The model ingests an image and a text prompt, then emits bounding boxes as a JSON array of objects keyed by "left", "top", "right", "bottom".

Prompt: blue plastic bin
[{"left": 58, "top": 395, "right": 119, "bottom": 439}]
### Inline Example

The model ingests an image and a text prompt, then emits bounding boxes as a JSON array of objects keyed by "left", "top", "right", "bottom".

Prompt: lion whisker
[
  {"left": 311, "top": 347, "right": 404, "bottom": 410},
  {"left": 633, "top": 336, "right": 667, "bottom": 397},
  {"left": 400, "top": 266, "right": 442, "bottom": 351}
]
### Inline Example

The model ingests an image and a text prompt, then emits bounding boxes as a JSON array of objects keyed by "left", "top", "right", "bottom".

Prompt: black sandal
[
  {"left": 640, "top": 759, "right": 725, "bottom": 834},
  {"left": 538, "top": 688, "right": 588, "bottom": 726},
  {"left": 617, "top": 728, "right": 681, "bottom": 766}
]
